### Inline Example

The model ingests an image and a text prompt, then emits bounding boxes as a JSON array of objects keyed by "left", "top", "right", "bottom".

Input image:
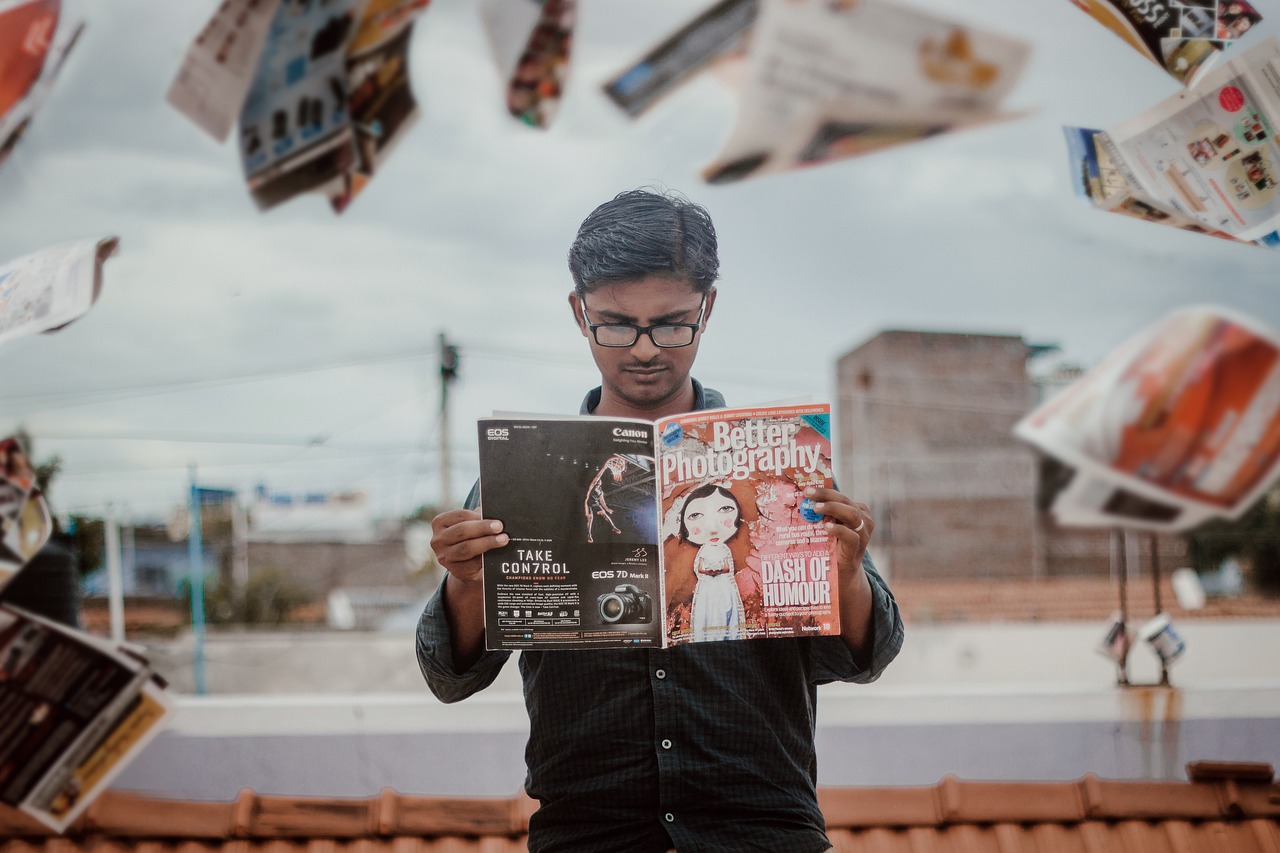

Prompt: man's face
[{"left": 569, "top": 276, "right": 714, "bottom": 415}]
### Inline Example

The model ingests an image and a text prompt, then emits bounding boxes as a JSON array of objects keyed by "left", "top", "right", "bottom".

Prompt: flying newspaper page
[
  {"left": 1063, "top": 125, "right": 1246, "bottom": 242},
  {"left": 1100, "top": 36, "right": 1280, "bottom": 246},
  {"left": 0, "top": 237, "right": 119, "bottom": 349},
  {"left": 166, "top": 0, "right": 284, "bottom": 142},
  {"left": 701, "top": 0, "right": 1031, "bottom": 184},
  {"left": 238, "top": 0, "right": 366, "bottom": 211},
  {"left": 0, "top": 0, "right": 83, "bottom": 170},
  {"left": 0, "top": 437, "right": 52, "bottom": 590},
  {"left": 603, "top": 0, "right": 757, "bottom": 119},
  {"left": 0, "top": 605, "right": 172, "bottom": 832},
  {"left": 478, "top": 0, "right": 576, "bottom": 128},
  {"left": 1015, "top": 307, "right": 1280, "bottom": 532},
  {"left": 328, "top": 0, "right": 429, "bottom": 212},
  {"left": 1066, "top": 0, "right": 1262, "bottom": 86}
]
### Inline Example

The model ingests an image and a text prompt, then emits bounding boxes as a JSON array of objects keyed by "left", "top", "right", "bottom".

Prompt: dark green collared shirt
[{"left": 417, "top": 379, "right": 904, "bottom": 852}]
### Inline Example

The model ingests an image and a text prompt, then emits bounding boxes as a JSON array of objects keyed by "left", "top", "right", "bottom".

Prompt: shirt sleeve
[
  {"left": 807, "top": 551, "right": 904, "bottom": 685},
  {"left": 415, "top": 578, "right": 512, "bottom": 703}
]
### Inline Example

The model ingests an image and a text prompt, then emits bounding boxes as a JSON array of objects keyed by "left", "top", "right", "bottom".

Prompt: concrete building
[{"left": 835, "top": 330, "right": 1180, "bottom": 581}]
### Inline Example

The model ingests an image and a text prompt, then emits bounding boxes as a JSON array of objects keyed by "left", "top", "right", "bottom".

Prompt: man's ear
[
  {"left": 568, "top": 292, "right": 589, "bottom": 337},
  {"left": 701, "top": 287, "right": 717, "bottom": 329}
]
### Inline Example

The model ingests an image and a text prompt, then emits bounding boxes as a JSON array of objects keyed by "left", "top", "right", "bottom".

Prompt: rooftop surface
[{"left": 3, "top": 763, "right": 1277, "bottom": 852}]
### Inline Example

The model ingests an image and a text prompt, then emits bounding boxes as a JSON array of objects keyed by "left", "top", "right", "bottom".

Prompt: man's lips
[{"left": 624, "top": 366, "right": 668, "bottom": 379}]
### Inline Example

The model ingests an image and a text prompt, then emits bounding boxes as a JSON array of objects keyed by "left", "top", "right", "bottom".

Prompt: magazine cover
[
  {"left": 657, "top": 403, "right": 837, "bottom": 645},
  {"left": 476, "top": 402, "right": 839, "bottom": 649}
]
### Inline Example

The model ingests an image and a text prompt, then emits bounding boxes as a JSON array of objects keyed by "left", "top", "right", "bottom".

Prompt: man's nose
[{"left": 630, "top": 331, "right": 661, "bottom": 360}]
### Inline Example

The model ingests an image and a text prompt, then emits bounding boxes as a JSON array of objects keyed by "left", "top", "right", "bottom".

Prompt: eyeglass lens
[{"left": 595, "top": 325, "right": 696, "bottom": 347}]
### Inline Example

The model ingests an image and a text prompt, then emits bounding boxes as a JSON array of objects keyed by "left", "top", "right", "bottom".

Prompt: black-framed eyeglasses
[{"left": 581, "top": 298, "right": 706, "bottom": 348}]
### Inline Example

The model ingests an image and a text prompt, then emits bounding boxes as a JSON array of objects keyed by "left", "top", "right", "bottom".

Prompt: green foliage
[
  {"left": 67, "top": 514, "right": 105, "bottom": 577},
  {"left": 1186, "top": 487, "right": 1280, "bottom": 594},
  {"left": 203, "top": 566, "right": 315, "bottom": 626}
]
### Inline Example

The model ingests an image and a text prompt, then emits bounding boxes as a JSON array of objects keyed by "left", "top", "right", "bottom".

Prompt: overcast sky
[{"left": 2, "top": 0, "right": 1278, "bottom": 524}]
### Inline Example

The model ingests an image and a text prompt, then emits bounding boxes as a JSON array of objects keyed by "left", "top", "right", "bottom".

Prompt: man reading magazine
[{"left": 417, "top": 188, "right": 904, "bottom": 853}]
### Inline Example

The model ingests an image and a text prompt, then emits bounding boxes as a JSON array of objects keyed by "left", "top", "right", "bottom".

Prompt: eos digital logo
[{"left": 486, "top": 428, "right": 510, "bottom": 440}]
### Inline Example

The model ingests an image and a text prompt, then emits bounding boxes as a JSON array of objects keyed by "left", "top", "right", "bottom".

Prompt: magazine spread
[
  {"left": 701, "top": 0, "right": 1030, "bottom": 184},
  {"left": 0, "top": 237, "right": 119, "bottom": 350},
  {"left": 477, "top": 402, "right": 838, "bottom": 650},
  {"left": 1100, "top": 36, "right": 1280, "bottom": 246},
  {"left": 1015, "top": 306, "right": 1280, "bottom": 532},
  {"left": 1066, "top": 0, "right": 1262, "bottom": 86},
  {"left": 0, "top": 604, "right": 173, "bottom": 832}
]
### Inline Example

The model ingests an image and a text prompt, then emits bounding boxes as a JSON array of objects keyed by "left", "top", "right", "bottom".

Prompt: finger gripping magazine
[{"left": 477, "top": 403, "right": 838, "bottom": 650}]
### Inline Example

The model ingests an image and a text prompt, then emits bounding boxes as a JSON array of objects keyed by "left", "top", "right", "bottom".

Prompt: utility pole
[
  {"left": 105, "top": 504, "right": 124, "bottom": 644},
  {"left": 187, "top": 465, "right": 207, "bottom": 695},
  {"left": 438, "top": 332, "right": 460, "bottom": 509}
]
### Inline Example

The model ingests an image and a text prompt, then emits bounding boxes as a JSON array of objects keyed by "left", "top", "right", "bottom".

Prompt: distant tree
[
  {"left": 67, "top": 515, "right": 105, "bottom": 576},
  {"left": 1185, "top": 486, "right": 1280, "bottom": 595}
]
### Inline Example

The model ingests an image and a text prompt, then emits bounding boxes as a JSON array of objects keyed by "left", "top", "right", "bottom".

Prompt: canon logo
[{"left": 613, "top": 428, "right": 647, "bottom": 438}]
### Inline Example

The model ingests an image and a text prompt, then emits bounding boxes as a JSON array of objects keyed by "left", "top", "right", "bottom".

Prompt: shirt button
[
  {"left": 661, "top": 738, "right": 672, "bottom": 749},
  {"left": 664, "top": 813, "right": 675, "bottom": 823},
  {"left": 655, "top": 669, "right": 667, "bottom": 679}
]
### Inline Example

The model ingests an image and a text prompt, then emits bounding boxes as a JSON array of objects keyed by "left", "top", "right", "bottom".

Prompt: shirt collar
[{"left": 579, "top": 378, "right": 724, "bottom": 415}]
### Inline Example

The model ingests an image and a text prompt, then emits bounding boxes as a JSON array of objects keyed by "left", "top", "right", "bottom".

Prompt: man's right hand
[
  {"left": 429, "top": 509, "right": 508, "bottom": 672},
  {"left": 430, "top": 509, "right": 509, "bottom": 584}
]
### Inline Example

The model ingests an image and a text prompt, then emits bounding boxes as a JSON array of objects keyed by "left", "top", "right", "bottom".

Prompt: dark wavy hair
[
  {"left": 677, "top": 483, "right": 743, "bottom": 543},
  {"left": 568, "top": 188, "right": 719, "bottom": 295}
]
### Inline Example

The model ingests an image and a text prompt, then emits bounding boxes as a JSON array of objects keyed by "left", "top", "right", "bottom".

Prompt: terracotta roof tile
[{"left": 1, "top": 764, "right": 1277, "bottom": 852}]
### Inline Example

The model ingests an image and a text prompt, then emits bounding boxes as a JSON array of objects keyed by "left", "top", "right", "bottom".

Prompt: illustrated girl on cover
[{"left": 678, "top": 483, "right": 745, "bottom": 642}]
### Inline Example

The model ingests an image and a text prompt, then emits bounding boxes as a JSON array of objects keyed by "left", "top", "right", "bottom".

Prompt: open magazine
[
  {"left": 1072, "top": 36, "right": 1280, "bottom": 248},
  {"left": 167, "top": 0, "right": 430, "bottom": 213},
  {"left": 1015, "top": 306, "right": 1280, "bottom": 532},
  {"left": 0, "top": 237, "right": 118, "bottom": 350},
  {"left": 700, "top": 0, "right": 1030, "bottom": 183},
  {"left": 0, "top": 604, "right": 172, "bottom": 832},
  {"left": 1066, "top": 0, "right": 1262, "bottom": 86},
  {"left": 477, "top": 403, "right": 838, "bottom": 650}
]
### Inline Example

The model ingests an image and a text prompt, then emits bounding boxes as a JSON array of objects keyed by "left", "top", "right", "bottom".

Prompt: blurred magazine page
[
  {"left": 1103, "top": 36, "right": 1280, "bottom": 244},
  {"left": 1066, "top": 0, "right": 1261, "bottom": 86},
  {"left": 238, "top": 0, "right": 365, "bottom": 210},
  {"left": 478, "top": 0, "right": 576, "bottom": 128},
  {"left": 0, "top": 237, "right": 118, "bottom": 349},
  {"left": 329, "top": 3, "right": 427, "bottom": 212},
  {"left": 1049, "top": 470, "right": 1212, "bottom": 530},
  {"left": 166, "top": 0, "right": 283, "bottom": 142},
  {"left": 702, "top": 0, "right": 1029, "bottom": 183},
  {"left": 0, "top": 437, "right": 49, "bottom": 587},
  {"left": 0, "top": 1, "right": 82, "bottom": 170},
  {"left": 1063, "top": 125, "right": 1248, "bottom": 243},
  {"left": 603, "top": 0, "right": 757, "bottom": 119},
  {"left": 0, "top": 605, "right": 172, "bottom": 832},
  {"left": 346, "top": 0, "right": 430, "bottom": 54},
  {"left": 1015, "top": 306, "right": 1280, "bottom": 531}
]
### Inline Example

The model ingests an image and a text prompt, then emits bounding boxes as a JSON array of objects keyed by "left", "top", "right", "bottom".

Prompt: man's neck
[{"left": 591, "top": 379, "right": 696, "bottom": 420}]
